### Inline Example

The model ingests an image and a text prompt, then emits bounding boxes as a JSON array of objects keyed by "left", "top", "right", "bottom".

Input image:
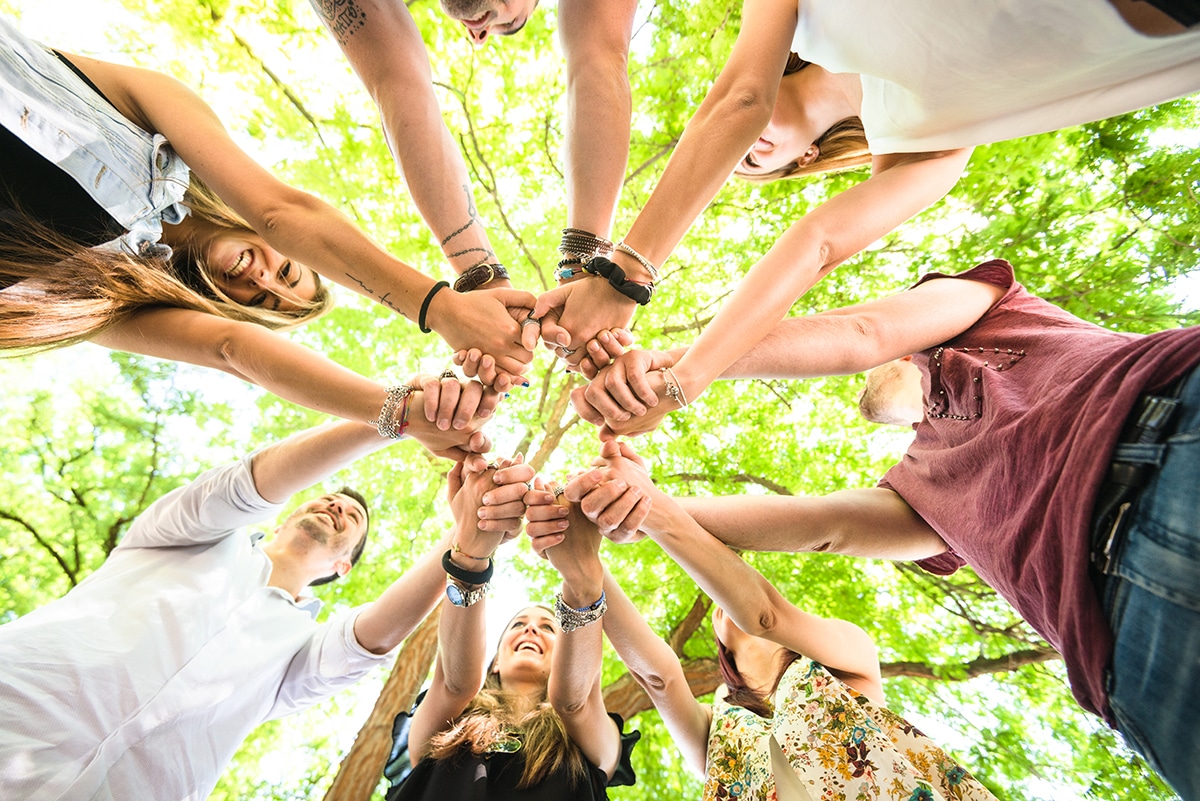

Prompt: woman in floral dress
[{"left": 527, "top": 440, "right": 997, "bottom": 801}]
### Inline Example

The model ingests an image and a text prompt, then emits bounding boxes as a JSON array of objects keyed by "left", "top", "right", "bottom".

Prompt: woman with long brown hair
[
  {"left": 529, "top": 0, "right": 1200, "bottom": 433},
  {"left": 1, "top": 16, "right": 536, "bottom": 428},
  {"left": 386, "top": 471, "right": 639, "bottom": 800},
  {"left": 526, "top": 441, "right": 996, "bottom": 801}
]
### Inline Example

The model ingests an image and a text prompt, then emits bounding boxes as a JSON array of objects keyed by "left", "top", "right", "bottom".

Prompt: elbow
[
  {"left": 547, "top": 685, "right": 589, "bottom": 719},
  {"left": 254, "top": 186, "right": 323, "bottom": 238}
]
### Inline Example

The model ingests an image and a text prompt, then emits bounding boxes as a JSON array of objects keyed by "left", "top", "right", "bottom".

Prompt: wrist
[
  {"left": 421, "top": 281, "right": 458, "bottom": 335},
  {"left": 558, "top": 570, "right": 604, "bottom": 608},
  {"left": 609, "top": 251, "right": 655, "bottom": 285}
]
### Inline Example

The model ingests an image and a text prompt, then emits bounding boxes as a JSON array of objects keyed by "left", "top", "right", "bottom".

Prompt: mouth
[
  {"left": 314, "top": 509, "right": 339, "bottom": 530},
  {"left": 226, "top": 249, "right": 252, "bottom": 279},
  {"left": 755, "top": 136, "right": 774, "bottom": 151},
  {"left": 515, "top": 641, "right": 542, "bottom": 654},
  {"left": 463, "top": 11, "right": 491, "bottom": 28}
]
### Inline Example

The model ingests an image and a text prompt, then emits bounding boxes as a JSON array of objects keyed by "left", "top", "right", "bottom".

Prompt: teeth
[{"left": 227, "top": 250, "right": 249, "bottom": 278}]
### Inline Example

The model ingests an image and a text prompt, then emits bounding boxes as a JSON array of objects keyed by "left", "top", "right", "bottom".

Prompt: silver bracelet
[
  {"left": 660, "top": 367, "right": 689, "bottom": 408},
  {"left": 615, "top": 241, "right": 660, "bottom": 282},
  {"left": 374, "top": 384, "right": 414, "bottom": 439},
  {"left": 554, "top": 590, "right": 607, "bottom": 633}
]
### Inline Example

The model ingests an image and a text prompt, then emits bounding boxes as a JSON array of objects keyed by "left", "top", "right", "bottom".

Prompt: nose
[{"left": 467, "top": 26, "right": 488, "bottom": 44}]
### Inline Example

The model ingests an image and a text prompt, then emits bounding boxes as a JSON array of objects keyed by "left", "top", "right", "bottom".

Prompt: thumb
[
  {"left": 491, "top": 287, "right": 538, "bottom": 310},
  {"left": 532, "top": 285, "right": 571, "bottom": 319}
]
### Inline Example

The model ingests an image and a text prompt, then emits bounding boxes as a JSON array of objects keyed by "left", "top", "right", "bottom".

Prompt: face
[
  {"left": 203, "top": 232, "right": 318, "bottom": 313},
  {"left": 736, "top": 75, "right": 818, "bottom": 177},
  {"left": 711, "top": 606, "right": 743, "bottom": 646},
  {"left": 282, "top": 492, "right": 368, "bottom": 563},
  {"left": 440, "top": 0, "right": 538, "bottom": 45},
  {"left": 493, "top": 606, "right": 559, "bottom": 686}
]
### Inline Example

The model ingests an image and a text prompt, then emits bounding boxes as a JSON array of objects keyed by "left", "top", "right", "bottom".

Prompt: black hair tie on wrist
[
  {"left": 442, "top": 549, "right": 494, "bottom": 584},
  {"left": 583, "top": 256, "right": 654, "bottom": 305},
  {"left": 419, "top": 281, "right": 450, "bottom": 333}
]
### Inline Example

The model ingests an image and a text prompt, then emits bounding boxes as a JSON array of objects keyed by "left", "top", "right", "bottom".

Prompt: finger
[
  {"left": 520, "top": 316, "right": 541, "bottom": 351},
  {"left": 435, "top": 379, "right": 461, "bottom": 430},
  {"left": 531, "top": 285, "right": 569, "bottom": 320},
  {"left": 462, "top": 452, "right": 490, "bottom": 473},
  {"left": 483, "top": 483, "right": 530, "bottom": 507},
  {"left": 578, "top": 355, "right": 600, "bottom": 380},
  {"left": 598, "top": 424, "right": 618, "bottom": 443},
  {"left": 604, "top": 366, "right": 648, "bottom": 417},
  {"left": 453, "top": 381, "right": 484, "bottom": 429},
  {"left": 460, "top": 348, "right": 483, "bottom": 378},
  {"left": 478, "top": 500, "right": 528, "bottom": 520},
  {"left": 490, "top": 287, "right": 539, "bottom": 310},
  {"left": 526, "top": 501, "right": 570, "bottom": 523},
  {"left": 628, "top": 359, "right": 659, "bottom": 408},
  {"left": 527, "top": 529, "right": 566, "bottom": 557},
  {"left": 493, "top": 462, "right": 536, "bottom": 486},
  {"left": 618, "top": 440, "right": 648, "bottom": 468},
  {"left": 523, "top": 489, "right": 557, "bottom": 507},
  {"left": 415, "top": 377, "right": 440, "bottom": 423},
  {"left": 582, "top": 381, "right": 632, "bottom": 422},
  {"left": 598, "top": 438, "right": 622, "bottom": 460},
  {"left": 612, "top": 328, "right": 635, "bottom": 347},
  {"left": 596, "top": 329, "right": 628, "bottom": 360},
  {"left": 609, "top": 494, "right": 652, "bottom": 540},
  {"left": 562, "top": 468, "right": 610, "bottom": 503},
  {"left": 570, "top": 386, "right": 606, "bottom": 427},
  {"left": 577, "top": 479, "right": 631, "bottom": 521},
  {"left": 495, "top": 354, "right": 531, "bottom": 377},
  {"left": 539, "top": 314, "right": 571, "bottom": 350},
  {"left": 453, "top": 350, "right": 467, "bottom": 367},
  {"left": 477, "top": 387, "right": 502, "bottom": 419},
  {"left": 447, "top": 459, "right": 465, "bottom": 498},
  {"left": 592, "top": 486, "right": 644, "bottom": 534}
]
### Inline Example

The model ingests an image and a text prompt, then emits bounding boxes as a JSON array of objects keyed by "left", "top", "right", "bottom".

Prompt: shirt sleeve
[
  {"left": 116, "top": 454, "right": 285, "bottom": 550},
  {"left": 265, "top": 605, "right": 394, "bottom": 721}
]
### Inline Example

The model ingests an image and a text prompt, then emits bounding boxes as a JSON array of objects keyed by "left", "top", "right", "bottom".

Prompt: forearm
[
  {"left": 353, "top": 538, "right": 452, "bottom": 655},
  {"left": 563, "top": 52, "right": 632, "bottom": 238},
  {"left": 250, "top": 420, "right": 392, "bottom": 504},
  {"left": 673, "top": 490, "right": 947, "bottom": 561}
]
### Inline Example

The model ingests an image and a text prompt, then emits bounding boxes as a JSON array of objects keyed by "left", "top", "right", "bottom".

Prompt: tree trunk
[{"left": 323, "top": 607, "right": 442, "bottom": 801}]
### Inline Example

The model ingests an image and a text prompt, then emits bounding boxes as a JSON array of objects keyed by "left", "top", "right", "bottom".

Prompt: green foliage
[{"left": 3, "top": 1, "right": 1198, "bottom": 799}]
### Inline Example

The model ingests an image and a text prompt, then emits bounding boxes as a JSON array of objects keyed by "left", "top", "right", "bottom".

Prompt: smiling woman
[{"left": 0, "top": 13, "right": 502, "bottom": 429}]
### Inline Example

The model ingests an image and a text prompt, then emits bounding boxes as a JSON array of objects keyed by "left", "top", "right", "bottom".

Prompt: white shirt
[
  {"left": 0, "top": 456, "right": 391, "bottom": 801},
  {"left": 792, "top": 0, "right": 1200, "bottom": 154}
]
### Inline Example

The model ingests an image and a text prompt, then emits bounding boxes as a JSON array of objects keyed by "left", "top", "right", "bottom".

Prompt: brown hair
[
  {"left": 735, "top": 53, "right": 872, "bottom": 183},
  {"left": 0, "top": 174, "right": 332, "bottom": 355},
  {"left": 716, "top": 636, "right": 803, "bottom": 718},
  {"left": 426, "top": 606, "right": 589, "bottom": 789}
]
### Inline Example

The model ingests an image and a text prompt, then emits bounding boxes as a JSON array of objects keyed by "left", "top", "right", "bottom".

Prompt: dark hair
[
  {"left": 734, "top": 52, "right": 872, "bottom": 184},
  {"left": 716, "top": 636, "right": 803, "bottom": 718},
  {"left": 309, "top": 485, "right": 370, "bottom": 587}
]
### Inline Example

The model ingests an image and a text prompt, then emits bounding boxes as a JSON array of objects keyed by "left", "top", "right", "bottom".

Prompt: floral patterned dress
[{"left": 703, "top": 659, "right": 996, "bottom": 801}]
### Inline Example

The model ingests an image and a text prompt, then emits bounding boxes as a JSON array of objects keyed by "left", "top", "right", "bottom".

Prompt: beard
[
  {"left": 291, "top": 514, "right": 330, "bottom": 546},
  {"left": 439, "top": 0, "right": 496, "bottom": 19}
]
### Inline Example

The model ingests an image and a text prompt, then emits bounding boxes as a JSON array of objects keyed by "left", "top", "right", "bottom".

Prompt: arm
[
  {"left": 538, "top": 490, "right": 623, "bottom": 778},
  {"left": 601, "top": 568, "right": 711, "bottom": 776},
  {"left": 64, "top": 51, "right": 534, "bottom": 379},
  {"left": 404, "top": 458, "right": 536, "bottom": 759},
  {"left": 583, "top": 443, "right": 888, "bottom": 700},
  {"left": 307, "top": 0, "right": 499, "bottom": 276}
]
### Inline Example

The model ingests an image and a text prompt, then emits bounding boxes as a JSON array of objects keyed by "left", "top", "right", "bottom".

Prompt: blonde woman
[
  {"left": 0, "top": 16, "right": 536, "bottom": 426},
  {"left": 387, "top": 472, "right": 640, "bottom": 800}
]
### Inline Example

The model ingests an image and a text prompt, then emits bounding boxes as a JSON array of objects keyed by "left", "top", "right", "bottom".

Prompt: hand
[
  {"left": 448, "top": 455, "right": 536, "bottom": 564},
  {"left": 531, "top": 278, "right": 636, "bottom": 367},
  {"left": 571, "top": 367, "right": 674, "bottom": 441},
  {"left": 573, "top": 349, "right": 676, "bottom": 424},
  {"left": 575, "top": 328, "right": 635, "bottom": 379},
  {"left": 453, "top": 348, "right": 531, "bottom": 394},
  {"left": 584, "top": 439, "right": 679, "bottom": 541},
  {"left": 562, "top": 460, "right": 652, "bottom": 543},
  {"left": 402, "top": 375, "right": 498, "bottom": 465},
  {"left": 430, "top": 287, "right": 537, "bottom": 386}
]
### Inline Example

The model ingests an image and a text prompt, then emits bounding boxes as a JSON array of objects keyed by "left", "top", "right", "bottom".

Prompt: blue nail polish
[{"left": 522, "top": 381, "right": 530, "bottom": 388}]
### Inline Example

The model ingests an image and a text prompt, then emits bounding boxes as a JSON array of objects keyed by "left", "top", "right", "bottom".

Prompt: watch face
[{"left": 446, "top": 582, "right": 468, "bottom": 607}]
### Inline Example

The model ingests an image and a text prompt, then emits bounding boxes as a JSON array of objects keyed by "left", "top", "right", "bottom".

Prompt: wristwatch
[
  {"left": 453, "top": 262, "right": 509, "bottom": 292},
  {"left": 446, "top": 577, "right": 488, "bottom": 607}
]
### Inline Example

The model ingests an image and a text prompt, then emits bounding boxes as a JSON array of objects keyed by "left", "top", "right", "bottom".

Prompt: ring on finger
[
  {"left": 552, "top": 485, "right": 566, "bottom": 498},
  {"left": 521, "top": 315, "right": 541, "bottom": 327},
  {"left": 486, "top": 461, "right": 500, "bottom": 471},
  {"left": 524, "top": 481, "right": 534, "bottom": 492},
  {"left": 559, "top": 346, "right": 577, "bottom": 357},
  {"left": 439, "top": 369, "right": 456, "bottom": 379}
]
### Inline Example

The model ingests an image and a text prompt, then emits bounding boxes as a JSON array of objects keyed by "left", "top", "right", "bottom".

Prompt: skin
[{"left": 440, "top": 0, "right": 540, "bottom": 45}]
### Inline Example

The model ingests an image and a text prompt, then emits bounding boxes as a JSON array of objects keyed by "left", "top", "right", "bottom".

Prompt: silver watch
[{"left": 446, "top": 577, "right": 488, "bottom": 608}]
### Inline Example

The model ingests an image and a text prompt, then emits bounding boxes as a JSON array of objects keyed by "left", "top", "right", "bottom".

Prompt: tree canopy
[{"left": 1, "top": 1, "right": 1197, "bottom": 799}]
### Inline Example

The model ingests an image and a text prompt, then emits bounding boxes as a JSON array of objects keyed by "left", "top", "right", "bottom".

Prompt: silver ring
[
  {"left": 440, "top": 369, "right": 456, "bottom": 379},
  {"left": 521, "top": 316, "right": 541, "bottom": 327},
  {"left": 559, "top": 346, "right": 577, "bottom": 357},
  {"left": 552, "top": 485, "right": 566, "bottom": 498},
  {"left": 486, "top": 461, "right": 500, "bottom": 471},
  {"left": 524, "top": 481, "right": 534, "bottom": 492}
]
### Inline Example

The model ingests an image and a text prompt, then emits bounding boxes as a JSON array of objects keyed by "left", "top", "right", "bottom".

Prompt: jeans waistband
[{"left": 1090, "top": 367, "right": 1194, "bottom": 575}]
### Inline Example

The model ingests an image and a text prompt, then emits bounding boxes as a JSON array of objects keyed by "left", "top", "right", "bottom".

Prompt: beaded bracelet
[
  {"left": 559, "top": 228, "right": 614, "bottom": 261},
  {"left": 554, "top": 590, "right": 607, "bottom": 632},
  {"left": 375, "top": 384, "right": 415, "bottom": 438}
]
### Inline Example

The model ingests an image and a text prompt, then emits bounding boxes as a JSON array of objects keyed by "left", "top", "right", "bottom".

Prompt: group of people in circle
[{"left": 2, "top": 0, "right": 1200, "bottom": 799}]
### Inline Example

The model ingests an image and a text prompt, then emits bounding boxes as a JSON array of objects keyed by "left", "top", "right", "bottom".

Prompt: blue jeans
[{"left": 1102, "top": 364, "right": 1200, "bottom": 801}]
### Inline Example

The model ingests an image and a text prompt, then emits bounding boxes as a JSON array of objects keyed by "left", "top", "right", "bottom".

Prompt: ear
[
  {"left": 899, "top": 354, "right": 914, "bottom": 362},
  {"left": 798, "top": 144, "right": 820, "bottom": 166},
  {"left": 333, "top": 557, "right": 352, "bottom": 578}
]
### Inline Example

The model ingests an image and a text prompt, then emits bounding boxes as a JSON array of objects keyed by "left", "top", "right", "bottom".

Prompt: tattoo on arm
[
  {"left": 440, "top": 184, "right": 483, "bottom": 247},
  {"left": 312, "top": 0, "right": 367, "bottom": 43},
  {"left": 344, "top": 272, "right": 409, "bottom": 319}
]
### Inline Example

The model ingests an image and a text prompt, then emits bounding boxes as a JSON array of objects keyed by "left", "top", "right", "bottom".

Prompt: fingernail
[
  {"left": 522, "top": 381, "right": 530, "bottom": 388},
  {"left": 480, "top": 408, "right": 492, "bottom": 417},
  {"left": 503, "top": 393, "right": 510, "bottom": 400},
  {"left": 557, "top": 507, "right": 569, "bottom": 517}
]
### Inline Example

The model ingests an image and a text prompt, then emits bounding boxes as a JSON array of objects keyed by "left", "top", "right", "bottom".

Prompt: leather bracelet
[
  {"left": 583, "top": 256, "right": 654, "bottom": 305},
  {"left": 419, "top": 281, "right": 450, "bottom": 334},
  {"left": 453, "top": 262, "right": 508, "bottom": 293},
  {"left": 442, "top": 549, "right": 494, "bottom": 585}
]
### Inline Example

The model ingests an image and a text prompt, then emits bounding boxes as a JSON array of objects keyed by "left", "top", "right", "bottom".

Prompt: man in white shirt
[{"left": 0, "top": 377, "right": 533, "bottom": 801}]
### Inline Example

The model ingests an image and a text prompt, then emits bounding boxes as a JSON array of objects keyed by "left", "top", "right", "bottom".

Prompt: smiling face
[
  {"left": 203, "top": 232, "right": 318, "bottom": 313},
  {"left": 439, "top": 0, "right": 538, "bottom": 45},
  {"left": 493, "top": 606, "right": 559, "bottom": 688},
  {"left": 737, "top": 75, "right": 818, "bottom": 177},
  {"left": 278, "top": 492, "right": 369, "bottom": 570}
]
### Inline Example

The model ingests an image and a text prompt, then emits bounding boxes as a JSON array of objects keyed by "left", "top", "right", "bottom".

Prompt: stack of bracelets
[
  {"left": 374, "top": 384, "right": 414, "bottom": 439},
  {"left": 557, "top": 228, "right": 660, "bottom": 306}
]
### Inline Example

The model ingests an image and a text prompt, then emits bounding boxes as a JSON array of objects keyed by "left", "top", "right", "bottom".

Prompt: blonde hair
[
  {"left": 735, "top": 53, "right": 872, "bottom": 183},
  {"left": 0, "top": 174, "right": 332, "bottom": 354},
  {"left": 426, "top": 606, "right": 589, "bottom": 789}
]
